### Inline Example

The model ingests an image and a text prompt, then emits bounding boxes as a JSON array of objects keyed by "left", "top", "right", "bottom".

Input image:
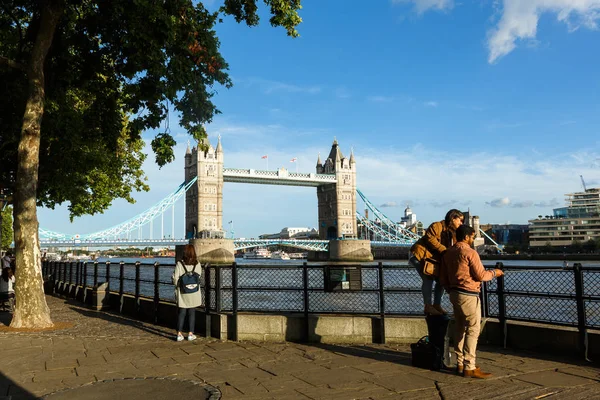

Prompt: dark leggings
[{"left": 177, "top": 308, "right": 196, "bottom": 333}]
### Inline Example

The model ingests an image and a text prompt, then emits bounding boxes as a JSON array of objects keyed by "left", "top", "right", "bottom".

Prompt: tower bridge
[{"left": 39, "top": 138, "right": 420, "bottom": 259}]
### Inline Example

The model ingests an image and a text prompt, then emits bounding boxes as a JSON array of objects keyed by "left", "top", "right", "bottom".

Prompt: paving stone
[
  {"left": 558, "top": 366, "right": 600, "bottom": 381},
  {"left": 516, "top": 370, "right": 596, "bottom": 387},
  {"left": 46, "top": 358, "right": 78, "bottom": 371},
  {"left": 76, "top": 355, "right": 107, "bottom": 367},
  {"left": 365, "top": 373, "right": 437, "bottom": 393}
]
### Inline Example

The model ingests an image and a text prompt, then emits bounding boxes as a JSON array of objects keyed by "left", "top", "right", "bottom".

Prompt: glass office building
[{"left": 529, "top": 188, "right": 600, "bottom": 247}]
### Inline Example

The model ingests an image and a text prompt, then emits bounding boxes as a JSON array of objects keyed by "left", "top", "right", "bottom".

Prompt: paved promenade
[{"left": 0, "top": 296, "right": 599, "bottom": 399}]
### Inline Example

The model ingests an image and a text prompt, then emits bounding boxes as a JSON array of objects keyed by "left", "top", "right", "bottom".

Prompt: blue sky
[{"left": 39, "top": 0, "right": 600, "bottom": 239}]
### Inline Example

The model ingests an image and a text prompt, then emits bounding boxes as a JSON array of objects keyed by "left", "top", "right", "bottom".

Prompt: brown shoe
[
  {"left": 433, "top": 304, "right": 448, "bottom": 314},
  {"left": 424, "top": 304, "right": 442, "bottom": 316},
  {"left": 463, "top": 367, "right": 492, "bottom": 379},
  {"left": 457, "top": 364, "right": 464, "bottom": 375}
]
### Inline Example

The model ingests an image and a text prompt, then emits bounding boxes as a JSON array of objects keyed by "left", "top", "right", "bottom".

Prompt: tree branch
[
  {"left": 1, "top": 3, "right": 24, "bottom": 54},
  {"left": 0, "top": 55, "right": 26, "bottom": 71}
]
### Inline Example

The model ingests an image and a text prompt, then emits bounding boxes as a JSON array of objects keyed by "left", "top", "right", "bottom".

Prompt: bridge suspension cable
[
  {"left": 356, "top": 189, "right": 420, "bottom": 241},
  {"left": 40, "top": 177, "right": 197, "bottom": 241}
]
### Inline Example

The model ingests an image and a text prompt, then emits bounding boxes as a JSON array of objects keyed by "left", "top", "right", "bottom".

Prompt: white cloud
[
  {"left": 367, "top": 95, "right": 395, "bottom": 103},
  {"left": 392, "top": 0, "right": 454, "bottom": 14},
  {"left": 380, "top": 202, "right": 398, "bottom": 208},
  {"left": 488, "top": 0, "right": 600, "bottom": 63},
  {"left": 424, "top": 101, "right": 438, "bottom": 107},
  {"left": 243, "top": 77, "right": 321, "bottom": 95}
]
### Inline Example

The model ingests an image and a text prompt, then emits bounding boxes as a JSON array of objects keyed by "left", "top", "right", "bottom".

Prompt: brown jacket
[
  {"left": 440, "top": 242, "right": 495, "bottom": 294},
  {"left": 410, "top": 220, "right": 455, "bottom": 262}
]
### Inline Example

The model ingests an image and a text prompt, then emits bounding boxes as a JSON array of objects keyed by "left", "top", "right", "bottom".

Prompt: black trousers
[{"left": 177, "top": 307, "right": 196, "bottom": 333}]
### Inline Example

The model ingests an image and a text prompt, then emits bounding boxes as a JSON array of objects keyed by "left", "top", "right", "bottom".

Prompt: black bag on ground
[
  {"left": 426, "top": 314, "right": 451, "bottom": 370},
  {"left": 410, "top": 336, "right": 440, "bottom": 370},
  {"left": 178, "top": 263, "right": 200, "bottom": 294}
]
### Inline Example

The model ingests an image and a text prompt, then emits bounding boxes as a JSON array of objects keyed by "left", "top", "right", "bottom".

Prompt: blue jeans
[
  {"left": 409, "top": 255, "right": 444, "bottom": 305},
  {"left": 177, "top": 307, "right": 196, "bottom": 333}
]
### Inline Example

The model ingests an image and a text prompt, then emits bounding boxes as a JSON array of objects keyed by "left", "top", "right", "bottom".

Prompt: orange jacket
[
  {"left": 440, "top": 242, "right": 495, "bottom": 294},
  {"left": 410, "top": 220, "right": 455, "bottom": 262}
]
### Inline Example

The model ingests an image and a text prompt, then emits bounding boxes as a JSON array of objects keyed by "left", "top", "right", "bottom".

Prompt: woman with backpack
[{"left": 172, "top": 244, "right": 203, "bottom": 342}]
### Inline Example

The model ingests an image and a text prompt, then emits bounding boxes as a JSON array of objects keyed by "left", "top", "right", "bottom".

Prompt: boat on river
[
  {"left": 271, "top": 250, "right": 290, "bottom": 260},
  {"left": 243, "top": 248, "right": 271, "bottom": 259}
]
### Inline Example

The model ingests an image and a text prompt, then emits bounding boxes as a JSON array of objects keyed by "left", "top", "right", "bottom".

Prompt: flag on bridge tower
[
  {"left": 290, "top": 157, "right": 297, "bottom": 162},
  {"left": 261, "top": 155, "right": 268, "bottom": 159}
]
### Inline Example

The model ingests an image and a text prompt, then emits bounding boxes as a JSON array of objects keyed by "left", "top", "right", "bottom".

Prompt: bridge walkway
[{"left": 0, "top": 295, "right": 598, "bottom": 399}]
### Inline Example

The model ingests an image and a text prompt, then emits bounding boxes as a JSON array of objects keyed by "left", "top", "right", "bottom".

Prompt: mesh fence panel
[
  {"left": 503, "top": 270, "right": 575, "bottom": 295},
  {"left": 224, "top": 290, "right": 304, "bottom": 312},
  {"left": 384, "top": 268, "right": 421, "bottom": 290},
  {"left": 487, "top": 293, "right": 499, "bottom": 317},
  {"left": 309, "top": 292, "right": 379, "bottom": 313},
  {"left": 361, "top": 268, "right": 379, "bottom": 290},
  {"left": 505, "top": 295, "right": 577, "bottom": 325},
  {"left": 585, "top": 301, "right": 600, "bottom": 328},
  {"left": 308, "top": 268, "right": 324, "bottom": 289},
  {"left": 584, "top": 271, "right": 600, "bottom": 297},
  {"left": 237, "top": 268, "right": 303, "bottom": 289}
]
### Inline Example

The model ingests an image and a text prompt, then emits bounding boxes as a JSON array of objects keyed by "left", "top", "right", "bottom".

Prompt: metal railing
[{"left": 41, "top": 260, "right": 600, "bottom": 355}]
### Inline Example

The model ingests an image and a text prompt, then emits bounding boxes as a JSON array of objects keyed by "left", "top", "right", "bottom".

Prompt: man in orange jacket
[{"left": 441, "top": 225, "right": 504, "bottom": 378}]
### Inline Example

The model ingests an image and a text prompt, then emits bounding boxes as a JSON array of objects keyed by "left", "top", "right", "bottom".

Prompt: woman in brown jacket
[{"left": 409, "top": 209, "right": 464, "bottom": 316}]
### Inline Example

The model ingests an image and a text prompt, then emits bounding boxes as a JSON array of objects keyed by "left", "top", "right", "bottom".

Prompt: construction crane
[{"left": 580, "top": 175, "right": 588, "bottom": 192}]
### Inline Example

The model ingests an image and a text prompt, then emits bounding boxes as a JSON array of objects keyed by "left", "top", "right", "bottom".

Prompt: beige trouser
[{"left": 449, "top": 291, "right": 481, "bottom": 371}]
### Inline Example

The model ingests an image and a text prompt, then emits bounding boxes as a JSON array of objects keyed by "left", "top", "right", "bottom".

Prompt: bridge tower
[
  {"left": 184, "top": 136, "right": 234, "bottom": 263},
  {"left": 315, "top": 139, "right": 372, "bottom": 261},
  {"left": 316, "top": 139, "right": 357, "bottom": 239}
]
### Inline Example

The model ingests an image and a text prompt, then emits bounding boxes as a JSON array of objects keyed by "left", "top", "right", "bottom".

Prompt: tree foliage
[
  {"left": 0, "top": 0, "right": 302, "bottom": 328},
  {"left": 0, "top": 0, "right": 302, "bottom": 218}
]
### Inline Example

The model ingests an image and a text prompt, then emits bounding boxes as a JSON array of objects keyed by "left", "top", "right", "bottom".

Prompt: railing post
[
  {"left": 105, "top": 261, "right": 111, "bottom": 292},
  {"left": 83, "top": 262, "right": 88, "bottom": 288},
  {"left": 75, "top": 261, "right": 81, "bottom": 287},
  {"left": 378, "top": 262, "right": 386, "bottom": 344},
  {"left": 154, "top": 262, "right": 160, "bottom": 324},
  {"left": 204, "top": 265, "right": 212, "bottom": 338},
  {"left": 231, "top": 262, "right": 238, "bottom": 341},
  {"left": 93, "top": 261, "right": 99, "bottom": 288},
  {"left": 119, "top": 262, "right": 125, "bottom": 297},
  {"left": 303, "top": 262, "right": 310, "bottom": 342},
  {"left": 62, "top": 261, "right": 67, "bottom": 283},
  {"left": 496, "top": 262, "right": 507, "bottom": 349},
  {"left": 215, "top": 266, "right": 222, "bottom": 313},
  {"left": 135, "top": 261, "right": 141, "bottom": 314},
  {"left": 69, "top": 262, "right": 73, "bottom": 285},
  {"left": 573, "top": 263, "right": 588, "bottom": 360}
]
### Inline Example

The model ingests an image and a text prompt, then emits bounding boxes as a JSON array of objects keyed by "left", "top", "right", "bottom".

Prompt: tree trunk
[{"left": 10, "top": 1, "right": 63, "bottom": 329}]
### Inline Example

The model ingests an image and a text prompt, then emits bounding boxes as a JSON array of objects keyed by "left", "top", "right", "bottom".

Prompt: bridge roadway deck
[{"left": 0, "top": 295, "right": 599, "bottom": 399}]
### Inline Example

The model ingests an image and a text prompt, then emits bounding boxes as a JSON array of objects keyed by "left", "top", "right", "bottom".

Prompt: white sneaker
[
  {"left": 176, "top": 334, "right": 184, "bottom": 342},
  {"left": 188, "top": 334, "right": 197, "bottom": 341}
]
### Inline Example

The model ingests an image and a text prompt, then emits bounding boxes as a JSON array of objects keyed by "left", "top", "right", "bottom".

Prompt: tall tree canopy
[{"left": 0, "top": 0, "right": 302, "bottom": 328}]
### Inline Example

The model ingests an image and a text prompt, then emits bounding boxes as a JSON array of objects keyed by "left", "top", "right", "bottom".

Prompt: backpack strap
[
  {"left": 191, "top": 264, "right": 197, "bottom": 274},
  {"left": 178, "top": 261, "right": 189, "bottom": 274}
]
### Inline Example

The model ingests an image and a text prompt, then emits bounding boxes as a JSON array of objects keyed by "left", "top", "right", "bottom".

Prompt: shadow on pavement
[
  {"left": 0, "top": 372, "right": 37, "bottom": 399},
  {"left": 66, "top": 300, "right": 174, "bottom": 340}
]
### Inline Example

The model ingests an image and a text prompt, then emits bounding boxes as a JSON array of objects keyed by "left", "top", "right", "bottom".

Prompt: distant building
[
  {"left": 480, "top": 224, "right": 529, "bottom": 246},
  {"left": 259, "top": 227, "right": 319, "bottom": 240},
  {"left": 529, "top": 188, "right": 600, "bottom": 247}
]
